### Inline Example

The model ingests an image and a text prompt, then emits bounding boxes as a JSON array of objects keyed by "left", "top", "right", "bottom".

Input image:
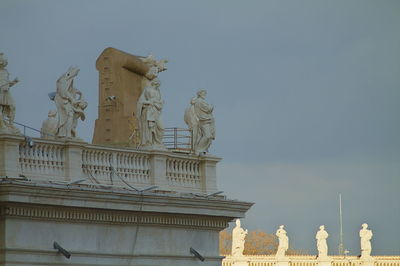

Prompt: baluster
[
  {"left": 129, "top": 154, "right": 134, "bottom": 180},
  {"left": 143, "top": 156, "right": 149, "bottom": 180},
  {"left": 43, "top": 145, "right": 49, "bottom": 174},
  {"left": 37, "top": 145, "right": 44, "bottom": 173},
  {"left": 138, "top": 155, "right": 143, "bottom": 182},
  {"left": 19, "top": 144, "right": 25, "bottom": 172},
  {"left": 132, "top": 154, "right": 138, "bottom": 180},
  {"left": 182, "top": 161, "right": 188, "bottom": 185}
]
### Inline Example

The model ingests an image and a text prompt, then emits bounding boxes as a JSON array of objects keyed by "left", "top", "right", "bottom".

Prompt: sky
[{"left": 1, "top": 0, "right": 399, "bottom": 255}]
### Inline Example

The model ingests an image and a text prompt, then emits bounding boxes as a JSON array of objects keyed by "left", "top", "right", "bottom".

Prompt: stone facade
[{"left": 0, "top": 134, "right": 253, "bottom": 265}]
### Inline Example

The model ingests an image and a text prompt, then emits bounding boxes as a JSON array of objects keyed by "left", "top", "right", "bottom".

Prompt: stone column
[
  {"left": 0, "top": 134, "right": 22, "bottom": 178},
  {"left": 64, "top": 140, "right": 85, "bottom": 181}
]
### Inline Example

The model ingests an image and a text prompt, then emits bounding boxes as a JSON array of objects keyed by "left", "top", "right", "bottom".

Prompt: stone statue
[
  {"left": 139, "top": 54, "right": 168, "bottom": 80},
  {"left": 40, "top": 110, "right": 58, "bottom": 139},
  {"left": 276, "top": 225, "right": 289, "bottom": 259},
  {"left": 136, "top": 78, "right": 165, "bottom": 149},
  {"left": 231, "top": 219, "right": 248, "bottom": 257},
  {"left": 316, "top": 225, "right": 329, "bottom": 258},
  {"left": 184, "top": 89, "right": 215, "bottom": 155},
  {"left": 360, "top": 223, "right": 373, "bottom": 259},
  {"left": 54, "top": 67, "right": 87, "bottom": 139},
  {"left": 0, "top": 53, "right": 20, "bottom": 134}
]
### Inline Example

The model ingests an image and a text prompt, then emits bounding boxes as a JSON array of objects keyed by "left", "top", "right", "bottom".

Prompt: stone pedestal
[
  {"left": 360, "top": 257, "right": 375, "bottom": 266},
  {"left": 233, "top": 259, "right": 248, "bottom": 266},
  {"left": 276, "top": 257, "right": 290, "bottom": 266},
  {"left": 317, "top": 257, "right": 332, "bottom": 266},
  {"left": 0, "top": 181, "right": 252, "bottom": 266}
]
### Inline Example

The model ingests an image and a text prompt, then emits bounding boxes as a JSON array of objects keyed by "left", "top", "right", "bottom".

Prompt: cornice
[
  {"left": 0, "top": 203, "right": 230, "bottom": 230},
  {"left": 0, "top": 180, "right": 253, "bottom": 219}
]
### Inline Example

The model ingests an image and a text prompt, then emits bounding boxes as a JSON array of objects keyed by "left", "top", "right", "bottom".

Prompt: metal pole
[{"left": 338, "top": 193, "right": 344, "bottom": 256}]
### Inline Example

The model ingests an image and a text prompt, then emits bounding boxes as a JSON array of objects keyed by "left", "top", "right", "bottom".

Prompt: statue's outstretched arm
[{"left": 9, "top": 77, "right": 19, "bottom": 87}]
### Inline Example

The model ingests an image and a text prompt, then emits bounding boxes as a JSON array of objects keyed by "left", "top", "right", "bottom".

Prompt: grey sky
[{"left": 1, "top": 0, "right": 399, "bottom": 255}]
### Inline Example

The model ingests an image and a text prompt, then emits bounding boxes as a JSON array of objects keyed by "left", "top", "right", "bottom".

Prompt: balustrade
[
  {"left": 19, "top": 140, "right": 65, "bottom": 179},
  {"left": 222, "top": 256, "right": 400, "bottom": 266},
  {"left": 166, "top": 158, "right": 201, "bottom": 189},
  {"left": 0, "top": 135, "right": 219, "bottom": 194}
]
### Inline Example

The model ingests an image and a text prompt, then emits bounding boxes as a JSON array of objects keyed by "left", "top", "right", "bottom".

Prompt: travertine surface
[
  {"left": 185, "top": 89, "right": 215, "bottom": 155},
  {"left": 316, "top": 225, "right": 329, "bottom": 259},
  {"left": 276, "top": 225, "right": 289, "bottom": 259},
  {"left": 53, "top": 67, "right": 87, "bottom": 139},
  {"left": 360, "top": 223, "right": 373, "bottom": 260},
  {"left": 0, "top": 181, "right": 252, "bottom": 266},
  {"left": 231, "top": 219, "right": 247, "bottom": 257},
  {"left": 93, "top": 48, "right": 168, "bottom": 147},
  {"left": 0, "top": 53, "right": 20, "bottom": 135}
]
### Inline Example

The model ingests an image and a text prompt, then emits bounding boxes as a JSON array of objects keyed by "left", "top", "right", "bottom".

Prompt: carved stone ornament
[
  {"left": 0, "top": 53, "right": 21, "bottom": 134},
  {"left": 184, "top": 89, "right": 215, "bottom": 155},
  {"left": 50, "top": 66, "right": 87, "bottom": 140},
  {"left": 231, "top": 219, "right": 248, "bottom": 257},
  {"left": 276, "top": 225, "right": 289, "bottom": 259}
]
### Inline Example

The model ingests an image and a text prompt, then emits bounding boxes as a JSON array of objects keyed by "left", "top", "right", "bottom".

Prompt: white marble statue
[
  {"left": 40, "top": 110, "right": 58, "bottom": 139},
  {"left": 139, "top": 54, "right": 168, "bottom": 80},
  {"left": 0, "top": 53, "right": 20, "bottom": 134},
  {"left": 316, "top": 225, "right": 329, "bottom": 258},
  {"left": 136, "top": 78, "right": 165, "bottom": 149},
  {"left": 231, "top": 219, "right": 248, "bottom": 257},
  {"left": 360, "top": 223, "right": 373, "bottom": 259},
  {"left": 276, "top": 225, "right": 289, "bottom": 259},
  {"left": 184, "top": 89, "right": 215, "bottom": 155},
  {"left": 54, "top": 67, "right": 87, "bottom": 139}
]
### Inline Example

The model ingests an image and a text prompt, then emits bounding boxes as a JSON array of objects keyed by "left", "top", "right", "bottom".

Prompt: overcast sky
[{"left": 1, "top": 0, "right": 399, "bottom": 255}]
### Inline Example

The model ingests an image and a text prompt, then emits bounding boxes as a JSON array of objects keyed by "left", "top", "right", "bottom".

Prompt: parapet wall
[
  {"left": 222, "top": 255, "right": 400, "bottom": 266},
  {"left": 0, "top": 134, "right": 220, "bottom": 194}
]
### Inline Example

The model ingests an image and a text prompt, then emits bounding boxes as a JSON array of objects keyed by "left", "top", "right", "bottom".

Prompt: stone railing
[
  {"left": 0, "top": 134, "right": 220, "bottom": 194},
  {"left": 222, "top": 255, "right": 400, "bottom": 266}
]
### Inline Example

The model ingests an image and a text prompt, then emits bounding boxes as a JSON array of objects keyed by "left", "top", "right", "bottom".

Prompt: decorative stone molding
[
  {"left": 222, "top": 255, "right": 400, "bottom": 266},
  {"left": 0, "top": 204, "right": 229, "bottom": 230}
]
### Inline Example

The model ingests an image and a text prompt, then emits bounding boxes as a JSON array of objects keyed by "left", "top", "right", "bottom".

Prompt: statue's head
[
  {"left": 320, "top": 225, "right": 325, "bottom": 230},
  {"left": 236, "top": 219, "right": 241, "bottom": 227},
  {"left": 362, "top": 223, "right": 368, "bottom": 229},
  {"left": 279, "top": 225, "right": 284, "bottom": 229},
  {"left": 65, "top": 66, "right": 80, "bottom": 80},
  {"left": 197, "top": 89, "right": 207, "bottom": 98},
  {"left": 0, "top": 53, "right": 8, "bottom": 68}
]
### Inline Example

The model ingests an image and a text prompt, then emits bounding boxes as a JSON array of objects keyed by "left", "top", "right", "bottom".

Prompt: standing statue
[
  {"left": 231, "top": 219, "right": 248, "bottom": 257},
  {"left": 316, "top": 225, "right": 329, "bottom": 258},
  {"left": 0, "top": 53, "right": 20, "bottom": 134},
  {"left": 40, "top": 110, "right": 58, "bottom": 139},
  {"left": 360, "top": 223, "right": 373, "bottom": 259},
  {"left": 184, "top": 89, "right": 215, "bottom": 155},
  {"left": 276, "top": 225, "right": 289, "bottom": 259},
  {"left": 136, "top": 78, "right": 165, "bottom": 149},
  {"left": 54, "top": 67, "right": 87, "bottom": 139}
]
